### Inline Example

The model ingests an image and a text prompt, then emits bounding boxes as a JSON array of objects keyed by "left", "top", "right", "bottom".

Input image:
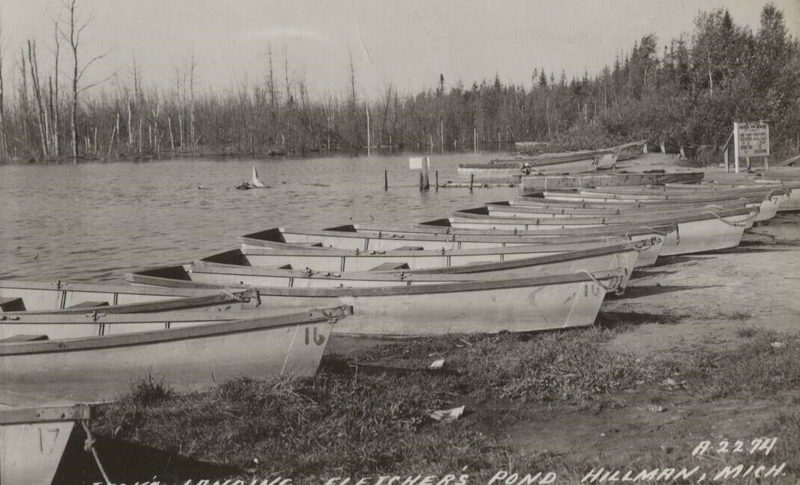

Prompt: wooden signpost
[{"left": 728, "top": 121, "right": 770, "bottom": 173}]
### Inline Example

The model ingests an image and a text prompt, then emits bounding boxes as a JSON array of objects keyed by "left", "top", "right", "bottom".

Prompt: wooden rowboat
[
  {"left": 129, "top": 240, "right": 642, "bottom": 290},
  {"left": 0, "top": 401, "right": 93, "bottom": 484},
  {"left": 544, "top": 189, "right": 783, "bottom": 222},
  {"left": 444, "top": 207, "right": 754, "bottom": 256},
  {"left": 238, "top": 227, "right": 659, "bottom": 268},
  {"left": 123, "top": 270, "right": 626, "bottom": 337},
  {"left": 268, "top": 224, "right": 665, "bottom": 267},
  {"left": 485, "top": 201, "right": 747, "bottom": 219},
  {"left": 0, "top": 305, "right": 350, "bottom": 402},
  {"left": 0, "top": 279, "right": 256, "bottom": 313},
  {"left": 520, "top": 170, "right": 704, "bottom": 193},
  {"left": 458, "top": 153, "right": 617, "bottom": 181},
  {"left": 237, "top": 238, "right": 646, "bottom": 281}
]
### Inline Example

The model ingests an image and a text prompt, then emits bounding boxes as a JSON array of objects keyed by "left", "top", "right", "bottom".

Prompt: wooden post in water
[
  {"left": 366, "top": 106, "right": 371, "bottom": 157},
  {"left": 384, "top": 170, "right": 388, "bottom": 190},
  {"left": 435, "top": 170, "right": 439, "bottom": 191},
  {"left": 469, "top": 174, "right": 474, "bottom": 191},
  {"left": 420, "top": 157, "right": 430, "bottom": 191},
  {"left": 733, "top": 122, "right": 740, "bottom": 173}
]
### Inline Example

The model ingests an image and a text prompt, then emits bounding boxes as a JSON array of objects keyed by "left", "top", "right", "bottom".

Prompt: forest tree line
[{"left": 0, "top": 3, "right": 798, "bottom": 163}]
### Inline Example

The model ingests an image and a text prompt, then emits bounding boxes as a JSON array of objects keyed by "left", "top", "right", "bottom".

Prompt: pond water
[{"left": 0, "top": 153, "right": 518, "bottom": 282}]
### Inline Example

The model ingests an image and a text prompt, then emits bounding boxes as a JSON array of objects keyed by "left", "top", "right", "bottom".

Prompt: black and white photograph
[{"left": 1, "top": 0, "right": 799, "bottom": 483}]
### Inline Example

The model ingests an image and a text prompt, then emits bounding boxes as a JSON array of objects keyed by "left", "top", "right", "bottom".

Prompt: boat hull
[
  {"left": 520, "top": 171, "right": 704, "bottom": 193},
  {"left": 133, "top": 274, "right": 619, "bottom": 338},
  {"left": 0, "top": 308, "right": 344, "bottom": 401}
]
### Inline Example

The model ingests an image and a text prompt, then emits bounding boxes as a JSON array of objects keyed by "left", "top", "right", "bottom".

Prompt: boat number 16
[{"left": 305, "top": 326, "right": 326, "bottom": 346}]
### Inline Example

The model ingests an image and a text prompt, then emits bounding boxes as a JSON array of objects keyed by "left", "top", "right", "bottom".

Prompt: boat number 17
[{"left": 305, "top": 326, "right": 326, "bottom": 346}]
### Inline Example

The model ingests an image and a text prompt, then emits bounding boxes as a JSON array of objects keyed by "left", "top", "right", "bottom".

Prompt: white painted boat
[
  {"left": 0, "top": 305, "right": 350, "bottom": 401},
  {"left": 263, "top": 224, "right": 663, "bottom": 267},
  {"left": 457, "top": 152, "right": 617, "bottom": 181},
  {"left": 130, "top": 240, "right": 643, "bottom": 291},
  {"left": 547, "top": 189, "right": 783, "bottom": 222},
  {"left": 445, "top": 207, "right": 754, "bottom": 256},
  {"left": 0, "top": 402, "right": 93, "bottom": 484},
  {"left": 237, "top": 235, "right": 648, "bottom": 276},
  {"left": 485, "top": 201, "right": 747, "bottom": 220},
  {"left": 0, "top": 279, "right": 255, "bottom": 313},
  {"left": 520, "top": 170, "right": 704, "bottom": 192},
  {"left": 124, "top": 270, "right": 626, "bottom": 337}
]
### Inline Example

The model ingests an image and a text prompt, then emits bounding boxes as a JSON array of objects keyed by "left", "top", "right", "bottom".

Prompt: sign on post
[{"left": 733, "top": 122, "right": 769, "bottom": 173}]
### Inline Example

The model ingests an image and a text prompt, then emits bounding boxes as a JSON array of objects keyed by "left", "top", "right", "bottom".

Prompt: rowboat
[
  {"left": 130, "top": 239, "right": 642, "bottom": 292},
  {"left": 545, "top": 189, "right": 784, "bottom": 222},
  {"left": 666, "top": 180, "right": 800, "bottom": 212},
  {"left": 0, "top": 305, "right": 350, "bottom": 401},
  {"left": 0, "top": 279, "right": 256, "bottom": 313},
  {"left": 237, "top": 236, "right": 647, "bottom": 281},
  {"left": 444, "top": 207, "right": 755, "bottom": 256},
  {"left": 125, "top": 269, "right": 625, "bottom": 337},
  {"left": 0, "top": 400, "right": 93, "bottom": 484},
  {"left": 243, "top": 226, "right": 644, "bottom": 250},
  {"left": 239, "top": 226, "right": 660, "bottom": 269},
  {"left": 520, "top": 170, "right": 704, "bottom": 193},
  {"left": 0, "top": 288, "right": 265, "bottom": 340},
  {"left": 457, "top": 152, "right": 617, "bottom": 181},
  {"left": 485, "top": 201, "right": 747, "bottom": 219}
]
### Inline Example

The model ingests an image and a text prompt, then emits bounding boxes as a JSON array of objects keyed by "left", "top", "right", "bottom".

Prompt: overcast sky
[{"left": 3, "top": 0, "right": 800, "bottom": 100}]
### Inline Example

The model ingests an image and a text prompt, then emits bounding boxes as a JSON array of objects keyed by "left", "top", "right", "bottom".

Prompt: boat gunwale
[
  {"left": 127, "top": 269, "right": 626, "bottom": 298},
  {"left": 450, "top": 206, "right": 754, "bottom": 226},
  {"left": 185, "top": 243, "right": 645, "bottom": 278},
  {"left": 0, "top": 305, "right": 352, "bottom": 356}
]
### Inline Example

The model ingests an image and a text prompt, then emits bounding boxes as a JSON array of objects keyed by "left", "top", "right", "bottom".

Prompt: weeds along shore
[{"left": 91, "top": 324, "right": 800, "bottom": 483}]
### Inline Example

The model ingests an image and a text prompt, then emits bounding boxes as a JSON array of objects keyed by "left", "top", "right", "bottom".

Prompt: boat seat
[
  {"left": 390, "top": 246, "right": 425, "bottom": 251},
  {"left": 0, "top": 334, "right": 49, "bottom": 343},
  {"left": 368, "top": 263, "right": 411, "bottom": 271},
  {"left": 0, "top": 297, "right": 25, "bottom": 312},
  {"left": 67, "top": 301, "right": 110, "bottom": 309}
]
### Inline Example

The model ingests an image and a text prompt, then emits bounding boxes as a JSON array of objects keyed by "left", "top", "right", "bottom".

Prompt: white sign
[
  {"left": 735, "top": 122, "right": 769, "bottom": 157},
  {"left": 408, "top": 157, "right": 430, "bottom": 170}
]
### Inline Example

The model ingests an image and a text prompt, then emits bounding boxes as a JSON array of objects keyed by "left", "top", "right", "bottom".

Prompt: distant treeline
[{"left": 0, "top": 3, "right": 798, "bottom": 163}]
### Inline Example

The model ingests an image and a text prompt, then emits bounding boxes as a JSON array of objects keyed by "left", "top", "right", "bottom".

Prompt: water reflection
[{"left": 0, "top": 153, "right": 516, "bottom": 281}]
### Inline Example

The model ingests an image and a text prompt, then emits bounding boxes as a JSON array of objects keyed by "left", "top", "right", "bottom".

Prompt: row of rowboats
[{"left": 2, "top": 164, "right": 800, "bottom": 482}]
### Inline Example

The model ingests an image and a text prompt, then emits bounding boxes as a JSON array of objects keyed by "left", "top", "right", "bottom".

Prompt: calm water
[{"left": 0, "top": 153, "right": 518, "bottom": 282}]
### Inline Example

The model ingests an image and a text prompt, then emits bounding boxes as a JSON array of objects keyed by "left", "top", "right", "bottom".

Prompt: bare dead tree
[
  {"left": 0, "top": 22, "right": 7, "bottom": 159},
  {"left": 18, "top": 48, "right": 31, "bottom": 148},
  {"left": 267, "top": 42, "right": 276, "bottom": 110},
  {"left": 60, "top": 0, "right": 111, "bottom": 162},
  {"left": 52, "top": 21, "right": 60, "bottom": 156},
  {"left": 28, "top": 40, "right": 50, "bottom": 158}
]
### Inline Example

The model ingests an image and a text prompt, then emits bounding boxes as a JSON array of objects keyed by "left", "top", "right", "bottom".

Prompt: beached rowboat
[
  {"left": 444, "top": 207, "right": 754, "bottom": 256},
  {"left": 0, "top": 279, "right": 256, "bottom": 313},
  {"left": 131, "top": 270, "right": 625, "bottom": 337},
  {"left": 238, "top": 227, "right": 659, "bottom": 269},
  {"left": 130, "top": 240, "right": 642, "bottom": 290},
  {"left": 520, "top": 171, "right": 704, "bottom": 193},
  {"left": 0, "top": 402, "right": 93, "bottom": 484},
  {"left": 0, "top": 305, "right": 350, "bottom": 401}
]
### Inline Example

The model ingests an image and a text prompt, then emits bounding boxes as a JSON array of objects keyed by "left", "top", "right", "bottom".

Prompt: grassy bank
[{"left": 91, "top": 323, "right": 800, "bottom": 483}]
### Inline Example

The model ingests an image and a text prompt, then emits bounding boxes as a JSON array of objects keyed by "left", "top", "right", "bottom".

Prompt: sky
[{"left": 3, "top": 0, "right": 800, "bottom": 100}]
